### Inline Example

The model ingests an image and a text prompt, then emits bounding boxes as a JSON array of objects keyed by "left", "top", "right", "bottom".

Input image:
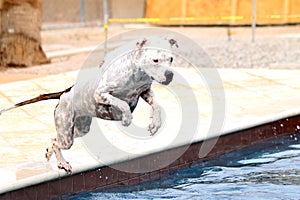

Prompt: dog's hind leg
[
  {"left": 46, "top": 138, "right": 73, "bottom": 172},
  {"left": 46, "top": 93, "right": 75, "bottom": 172},
  {"left": 46, "top": 116, "right": 92, "bottom": 172}
]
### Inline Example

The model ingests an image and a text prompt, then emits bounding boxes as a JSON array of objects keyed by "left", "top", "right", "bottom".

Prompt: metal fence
[
  {"left": 42, "top": 0, "right": 145, "bottom": 29},
  {"left": 43, "top": 0, "right": 101, "bottom": 23}
]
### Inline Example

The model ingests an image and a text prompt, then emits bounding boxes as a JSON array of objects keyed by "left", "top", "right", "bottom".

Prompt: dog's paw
[
  {"left": 148, "top": 123, "right": 161, "bottom": 136},
  {"left": 148, "top": 119, "right": 161, "bottom": 136},
  {"left": 148, "top": 110, "right": 162, "bottom": 135},
  {"left": 122, "top": 112, "right": 132, "bottom": 126},
  {"left": 58, "top": 162, "right": 72, "bottom": 173}
]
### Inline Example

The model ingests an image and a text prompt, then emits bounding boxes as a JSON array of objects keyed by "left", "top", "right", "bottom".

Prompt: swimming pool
[{"left": 66, "top": 132, "right": 300, "bottom": 199}]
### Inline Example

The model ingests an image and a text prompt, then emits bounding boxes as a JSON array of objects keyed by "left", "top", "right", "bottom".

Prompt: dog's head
[{"left": 134, "top": 37, "right": 178, "bottom": 85}]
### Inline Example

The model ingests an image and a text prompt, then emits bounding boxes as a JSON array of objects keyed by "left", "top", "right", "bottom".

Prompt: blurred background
[
  {"left": 42, "top": 0, "right": 300, "bottom": 27},
  {"left": 0, "top": 0, "right": 299, "bottom": 81}
]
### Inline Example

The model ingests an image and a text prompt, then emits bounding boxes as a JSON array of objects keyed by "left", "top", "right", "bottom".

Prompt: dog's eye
[{"left": 153, "top": 59, "right": 159, "bottom": 63}]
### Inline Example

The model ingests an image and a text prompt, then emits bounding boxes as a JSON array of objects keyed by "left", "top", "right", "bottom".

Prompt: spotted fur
[{"left": 0, "top": 36, "right": 178, "bottom": 172}]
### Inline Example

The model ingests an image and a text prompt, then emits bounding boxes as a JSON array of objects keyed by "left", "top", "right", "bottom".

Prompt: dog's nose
[
  {"left": 165, "top": 70, "right": 173, "bottom": 78},
  {"left": 162, "top": 70, "right": 174, "bottom": 85}
]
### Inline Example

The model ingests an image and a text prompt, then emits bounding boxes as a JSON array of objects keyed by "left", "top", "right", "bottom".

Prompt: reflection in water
[{"left": 67, "top": 133, "right": 300, "bottom": 199}]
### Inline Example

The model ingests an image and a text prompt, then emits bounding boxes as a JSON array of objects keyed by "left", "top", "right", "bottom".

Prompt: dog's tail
[{"left": 0, "top": 86, "right": 73, "bottom": 115}]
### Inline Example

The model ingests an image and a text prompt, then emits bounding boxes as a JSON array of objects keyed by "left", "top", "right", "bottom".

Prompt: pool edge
[{"left": 1, "top": 113, "right": 300, "bottom": 199}]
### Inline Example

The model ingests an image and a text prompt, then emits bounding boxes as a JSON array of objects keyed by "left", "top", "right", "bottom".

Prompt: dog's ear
[
  {"left": 98, "top": 60, "right": 104, "bottom": 68},
  {"left": 169, "top": 38, "right": 179, "bottom": 48},
  {"left": 136, "top": 38, "right": 147, "bottom": 49}
]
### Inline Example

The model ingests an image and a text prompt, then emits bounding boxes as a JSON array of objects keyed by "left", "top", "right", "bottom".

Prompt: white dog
[{"left": 0, "top": 36, "right": 178, "bottom": 172}]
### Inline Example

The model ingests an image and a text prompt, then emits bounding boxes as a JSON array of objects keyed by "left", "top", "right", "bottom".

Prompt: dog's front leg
[
  {"left": 94, "top": 92, "right": 132, "bottom": 126},
  {"left": 141, "top": 89, "right": 161, "bottom": 136}
]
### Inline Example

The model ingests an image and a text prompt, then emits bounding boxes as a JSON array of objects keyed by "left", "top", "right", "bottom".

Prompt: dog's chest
[
  {"left": 111, "top": 72, "right": 152, "bottom": 99},
  {"left": 95, "top": 70, "right": 152, "bottom": 120},
  {"left": 113, "top": 81, "right": 151, "bottom": 105},
  {"left": 95, "top": 84, "right": 149, "bottom": 120}
]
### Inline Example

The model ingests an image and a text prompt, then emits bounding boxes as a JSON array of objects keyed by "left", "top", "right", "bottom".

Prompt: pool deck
[{"left": 1, "top": 67, "right": 300, "bottom": 198}]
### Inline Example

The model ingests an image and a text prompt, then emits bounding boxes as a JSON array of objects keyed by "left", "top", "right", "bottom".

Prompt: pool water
[{"left": 66, "top": 133, "right": 300, "bottom": 200}]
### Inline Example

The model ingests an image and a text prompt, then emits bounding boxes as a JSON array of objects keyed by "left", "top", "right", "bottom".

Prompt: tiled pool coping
[{"left": 1, "top": 112, "right": 300, "bottom": 199}]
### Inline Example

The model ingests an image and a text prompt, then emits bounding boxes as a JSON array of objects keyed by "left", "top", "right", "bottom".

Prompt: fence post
[
  {"left": 103, "top": 0, "right": 109, "bottom": 55},
  {"left": 181, "top": 0, "right": 186, "bottom": 24},
  {"left": 251, "top": 0, "right": 256, "bottom": 43},
  {"left": 283, "top": 0, "right": 289, "bottom": 23},
  {"left": 80, "top": 0, "right": 85, "bottom": 23}
]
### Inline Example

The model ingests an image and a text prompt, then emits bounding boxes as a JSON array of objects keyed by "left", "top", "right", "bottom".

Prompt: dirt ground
[{"left": 0, "top": 25, "right": 299, "bottom": 84}]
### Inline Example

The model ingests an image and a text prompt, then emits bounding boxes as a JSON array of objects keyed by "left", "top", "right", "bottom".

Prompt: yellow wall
[{"left": 146, "top": 0, "right": 300, "bottom": 25}]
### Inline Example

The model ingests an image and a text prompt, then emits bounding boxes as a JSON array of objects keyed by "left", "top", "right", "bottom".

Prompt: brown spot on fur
[
  {"left": 136, "top": 38, "right": 147, "bottom": 49},
  {"left": 169, "top": 39, "right": 179, "bottom": 48}
]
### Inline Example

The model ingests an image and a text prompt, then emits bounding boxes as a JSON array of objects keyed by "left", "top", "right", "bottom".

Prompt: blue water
[{"left": 66, "top": 133, "right": 300, "bottom": 200}]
